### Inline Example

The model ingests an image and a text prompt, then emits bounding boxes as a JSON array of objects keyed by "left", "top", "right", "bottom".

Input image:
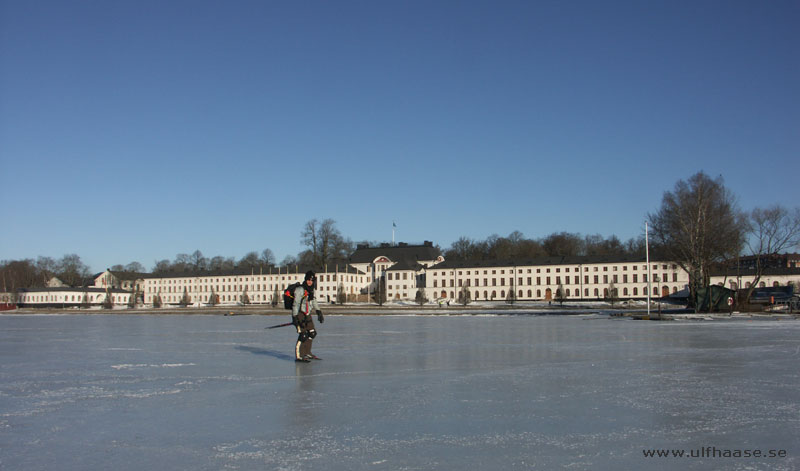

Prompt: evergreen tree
[
  {"left": 606, "top": 282, "right": 618, "bottom": 307},
  {"left": 102, "top": 290, "right": 113, "bottom": 309},
  {"left": 373, "top": 276, "right": 387, "bottom": 305},
  {"left": 555, "top": 283, "right": 567, "bottom": 306},
  {"left": 271, "top": 285, "right": 279, "bottom": 307},
  {"left": 505, "top": 287, "right": 516, "bottom": 305},
  {"left": 415, "top": 287, "right": 428, "bottom": 306},
  {"left": 337, "top": 283, "right": 346, "bottom": 305},
  {"left": 179, "top": 287, "right": 190, "bottom": 307},
  {"left": 459, "top": 284, "right": 471, "bottom": 306}
]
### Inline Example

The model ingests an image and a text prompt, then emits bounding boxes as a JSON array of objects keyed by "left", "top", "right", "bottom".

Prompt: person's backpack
[{"left": 282, "top": 282, "right": 303, "bottom": 309}]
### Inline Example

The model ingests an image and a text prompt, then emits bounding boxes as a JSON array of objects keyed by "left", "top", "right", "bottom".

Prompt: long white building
[
  {"left": 12, "top": 242, "right": 799, "bottom": 308},
  {"left": 140, "top": 243, "right": 690, "bottom": 306},
  {"left": 142, "top": 265, "right": 369, "bottom": 306}
]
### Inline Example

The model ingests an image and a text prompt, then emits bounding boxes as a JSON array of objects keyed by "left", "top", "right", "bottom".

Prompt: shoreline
[{"left": 1, "top": 302, "right": 798, "bottom": 321}]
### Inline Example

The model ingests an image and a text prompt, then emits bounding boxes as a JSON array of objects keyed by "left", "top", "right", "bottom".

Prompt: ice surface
[{"left": 1, "top": 313, "right": 798, "bottom": 470}]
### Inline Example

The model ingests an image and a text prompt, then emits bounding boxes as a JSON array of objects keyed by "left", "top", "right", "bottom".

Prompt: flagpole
[{"left": 646, "top": 222, "right": 651, "bottom": 318}]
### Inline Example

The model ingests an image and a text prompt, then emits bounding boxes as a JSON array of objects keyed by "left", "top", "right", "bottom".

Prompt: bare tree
[
  {"left": 318, "top": 219, "right": 338, "bottom": 267},
  {"left": 302, "top": 218, "right": 349, "bottom": 269},
  {"left": 743, "top": 205, "right": 800, "bottom": 300},
  {"left": 208, "top": 256, "right": 235, "bottom": 271},
  {"left": 1, "top": 259, "right": 38, "bottom": 298},
  {"left": 189, "top": 250, "right": 206, "bottom": 271},
  {"left": 57, "top": 254, "right": 91, "bottom": 287},
  {"left": 280, "top": 255, "right": 298, "bottom": 267},
  {"left": 125, "top": 261, "right": 146, "bottom": 273},
  {"left": 448, "top": 237, "right": 476, "bottom": 261},
  {"left": 112, "top": 262, "right": 145, "bottom": 273},
  {"left": 173, "top": 253, "right": 192, "bottom": 273},
  {"left": 152, "top": 259, "right": 172, "bottom": 274},
  {"left": 542, "top": 232, "right": 583, "bottom": 257},
  {"left": 301, "top": 219, "right": 320, "bottom": 266},
  {"left": 648, "top": 172, "right": 748, "bottom": 311},
  {"left": 237, "top": 252, "right": 261, "bottom": 269},
  {"left": 260, "top": 248, "right": 276, "bottom": 266},
  {"left": 36, "top": 256, "right": 57, "bottom": 284},
  {"left": 584, "top": 234, "right": 626, "bottom": 257}
]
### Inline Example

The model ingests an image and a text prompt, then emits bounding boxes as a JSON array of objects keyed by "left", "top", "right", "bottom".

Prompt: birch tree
[{"left": 648, "top": 172, "right": 747, "bottom": 311}]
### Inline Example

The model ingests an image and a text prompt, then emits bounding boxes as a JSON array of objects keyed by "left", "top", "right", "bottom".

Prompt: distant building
[
  {"left": 710, "top": 266, "right": 800, "bottom": 290},
  {"left": 46, "top": 277, "right": 67, "bottom": 288},
  {"left": 732, "top": 253, "right": 800, "bottom": 270},
  {"left": 140, "top": 244, "right": 692, "bottom": 305},
  {"left": 93, "top": 270, "right": 147, "bottom": 292},
  {"left": 16, "top": 287, "right": 131, "bottom": 308},
  {"left": 349, "top": 241, "right": 442, "bottom": 300},
  {"left": 426, "top": 255, "right": 688, "bottom": 302},
  {"left": 142, "top": 264, "right": 369, "bottom": 306}
]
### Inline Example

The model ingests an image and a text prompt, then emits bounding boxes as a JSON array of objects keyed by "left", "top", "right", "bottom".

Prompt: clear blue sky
[{"left": 1, "top": 0, "right": 798, "bottom": 273}]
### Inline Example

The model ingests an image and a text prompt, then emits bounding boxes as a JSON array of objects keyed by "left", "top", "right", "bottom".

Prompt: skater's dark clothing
[
  {"left": 294, "top": 312, "right": 316, "bottom": 360},
  {"left": 292, "top": 272, "right": 323, "bottom": 361}
]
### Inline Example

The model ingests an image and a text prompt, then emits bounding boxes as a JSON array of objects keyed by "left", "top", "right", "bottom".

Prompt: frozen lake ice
[{"left": 1, "top": 313, "right": 798, "bottom": 470}]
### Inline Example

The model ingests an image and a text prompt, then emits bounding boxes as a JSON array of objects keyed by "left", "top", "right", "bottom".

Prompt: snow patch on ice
[{"left": 111, "top": 363, "right": 196, "bottom": 370}]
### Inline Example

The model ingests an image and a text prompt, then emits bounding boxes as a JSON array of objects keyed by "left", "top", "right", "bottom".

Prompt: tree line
[
  {"left": 3, "top": 173, "right": 798, "bottom": 306},
  {"left": 442, "top": 231, "right": 648, "bottom": 262},
  {"left": 1, "top": 254, "right": 93, "bottom": 294}
]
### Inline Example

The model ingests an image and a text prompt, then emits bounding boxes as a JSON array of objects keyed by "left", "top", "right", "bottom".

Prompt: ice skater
[{"left": 291, "top": 271, "right": 325, "bottom": 362}]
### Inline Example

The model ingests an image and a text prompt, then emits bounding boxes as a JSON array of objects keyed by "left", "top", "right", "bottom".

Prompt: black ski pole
[{"left": 265, "top": 322, "right": 294, "bottom": 330}]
